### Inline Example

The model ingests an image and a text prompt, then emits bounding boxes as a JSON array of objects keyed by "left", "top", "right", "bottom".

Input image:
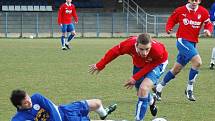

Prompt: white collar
[
  {"left": 186, "top": 3, "right": 199, "bottom": 12},
  {"left": 66, "top": 2, "right": 72, "bottom": 6}
]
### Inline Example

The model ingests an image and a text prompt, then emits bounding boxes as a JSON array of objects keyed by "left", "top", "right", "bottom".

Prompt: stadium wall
[{"left": 0, "top": 11, "right": 172, "bottom": 38}]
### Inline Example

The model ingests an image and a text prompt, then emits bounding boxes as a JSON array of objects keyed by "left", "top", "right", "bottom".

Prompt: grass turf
[{"left": 0, "top": 37, "right": 214, "bottom": 121}]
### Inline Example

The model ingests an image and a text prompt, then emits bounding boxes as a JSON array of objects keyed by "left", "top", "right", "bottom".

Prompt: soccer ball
[{"left": 152, "top": 118, "right": 167, "bottom": 121}]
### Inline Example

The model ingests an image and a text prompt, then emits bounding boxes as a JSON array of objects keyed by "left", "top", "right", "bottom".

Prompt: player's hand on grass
[
  {"left": 88, "top": 64, "right": 100, "bottom": 75},
  {"left": 124, "top": 77, "right": 136, "bottom": 89},
  {"left": 167, "top": 29, "right": 173, "bottom": 34}
]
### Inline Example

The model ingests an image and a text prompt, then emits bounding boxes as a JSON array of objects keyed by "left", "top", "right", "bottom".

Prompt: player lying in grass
[{"left": 10, "top": 89, "right": 117, "bottom": 121}]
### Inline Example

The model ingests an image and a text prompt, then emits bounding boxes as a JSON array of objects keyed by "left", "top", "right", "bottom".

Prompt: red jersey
[
  {"left": 58, "top": 3, "right": 78, "bottom": 25},
  {"left": 166, "top": 4, "right": 213, "bottom": 43},
  {"left": 96, "top": 36, "right": 168, "bottom": 81}
]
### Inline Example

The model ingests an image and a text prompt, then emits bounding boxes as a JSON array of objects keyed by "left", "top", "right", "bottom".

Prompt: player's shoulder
[
  {"left": 198, "top": 5, "right": 209, "bottom": 13},
  {"left": 151, "top": 39, "right": 166, "bottom": 51},
  {"left": 11, "top": 112, "right": 26, "bottom": 121},
  {"left": 175, "top": 5, "right": 187, "bottom": 12},
  {"left": 31, "top": 93, "right": 44, "bottom": 99},
  {"left": 60, "top": 3, "right": 66, "bottom": 7},
  {"left": 59, "top": 3, "right": 66, "bottom": 9},
  {"left": 123, "top": 36, "right": 137, "bottom": 44},
  {"left": 152, "top": 39, "right": 164, "bottom": 45},
  {"left": 118, "top": 36, "right": 136, "bottom": 48}
]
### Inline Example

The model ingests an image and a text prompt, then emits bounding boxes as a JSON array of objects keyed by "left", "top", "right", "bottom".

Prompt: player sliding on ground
[{"left": 10, "top": 89, "right": 117, "bottom": 121}]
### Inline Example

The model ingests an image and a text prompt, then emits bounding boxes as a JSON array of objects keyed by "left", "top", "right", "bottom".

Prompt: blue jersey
[
  {"left": 210, "top": 3, "right": 215, "bottom": 21},
  {"left": 11, "top": 93, "right": 90, "bottom": 121},
  {"left": 11, "top": 93, "right": 62, "bottom": 121}
]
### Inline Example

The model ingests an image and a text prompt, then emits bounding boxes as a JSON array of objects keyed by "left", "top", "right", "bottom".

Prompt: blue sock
[
  {"left": 61, "top": 36, "right": 65, "bottom": 47},
  {"left": 67, "top": 34, "right": 75, "bottom": 42},
  {"left": 188, "top": 68, "right": 198, "bottom": 85},
  {"left": 161, "top": 71, "right": 175, "bottom": 86},
  {"left": 135, "top": 97, "right": 148, "bottom": 121}
]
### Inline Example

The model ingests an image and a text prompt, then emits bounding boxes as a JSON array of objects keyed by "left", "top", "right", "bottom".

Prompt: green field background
[{"left": 0, "top": 38, "right": 214, "bottom": 121}]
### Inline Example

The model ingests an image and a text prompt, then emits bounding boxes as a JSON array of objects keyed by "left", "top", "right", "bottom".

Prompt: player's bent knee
[
  {"left": 138, "top": 85, "right": 150, "bottom": 96},
  {"left": 192, "top": 61, "right": 202, "bottom": 68},
  {"left": 172, "top": 66, "right": 182, "bottom": 74},
  {"left": 94, "top": 99, "right": 102, "bottom": 107}
]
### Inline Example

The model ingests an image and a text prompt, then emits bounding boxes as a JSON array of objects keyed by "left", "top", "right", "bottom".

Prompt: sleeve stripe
[
  {"left": 204, "top": 18, "right": 210, "bottom": 23},
  {"left": 52, "top": 102, "right": 62, "bottom": 121}
]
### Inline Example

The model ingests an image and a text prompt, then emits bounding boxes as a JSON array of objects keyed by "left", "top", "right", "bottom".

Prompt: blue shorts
[
  {"left": 61, "top": 23, "right": 75, "bottom": 33},
  {"left": 134, "top": 60, "right": 168, "bottom": 89},
  {"left": 176, "top": 38, "right": 198, "bottom": 66},
  {"left": 59, "top": 100, "right": 90, "bottom": 121}
]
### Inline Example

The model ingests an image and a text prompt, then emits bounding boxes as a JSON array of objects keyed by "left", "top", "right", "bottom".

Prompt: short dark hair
[
  {"left": 10, "top": 89, "right": 27, "bottom": 108},
  {"left": 137, "top": 33, "right": 151, "bottom": 45}
]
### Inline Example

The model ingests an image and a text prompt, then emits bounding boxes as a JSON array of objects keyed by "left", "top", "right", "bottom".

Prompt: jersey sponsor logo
[
  {"left": 65, "top": 9, "right": 72, "bottom": 14},
  {"left": 34, "top": 108, "right": 50, "bottom": 121},
  {"left": 182, "top": 14, "right": 186, "bottom": 17},
  {"left": 183, "top": 18, "right": 201, "bottom": 28},
  {"left": 33, "top": 104, "right": 40, "bottom": 111},
  {"left": 183, "top": 18, "right": 189, "bottom": 25},
  {"left": 197, "top": 14, "right": 201, "bottom": 19}
]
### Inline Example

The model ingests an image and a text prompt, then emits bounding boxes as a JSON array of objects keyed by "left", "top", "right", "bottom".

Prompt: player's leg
[
  {"left": 155, "top": 62, "right": 183, "bottom": 100},
  {"left": 86, "top": 99, "right": 117, "bottom": 120},
  {"left": 60, "top": 24, "right": 67, "bottom": 50},
  {"left": 210, "top": 47, "right": 215, "bottom": 69},
  {"left": 180, "top": 41, "right": 199, "bottom": 101},
  {"left": 156, "top": 38, "right": 189, "bottom": 101},
  {"left": 133, "top": 66, "right": 150, "bottom": 120},
  {"left": 213, "top": 24, "right": 215, "bottom": 37},
  {"left": 65, "top": 24, "right": 76, "bottom": 49},
  {"left": 185, "top": 54, "right": 201, "bottom": 101},
  {"left": 62, "top": 101, "right": 90, "bottom": 121},
  {"left": 135, "top": 64, "right": 166, "bottom": 120},
  {"left": 134, "top": 65, "right": 165, "bottom": 118},
  {"left": 135, "top": 78, "right": 154, "bottom": 121}
]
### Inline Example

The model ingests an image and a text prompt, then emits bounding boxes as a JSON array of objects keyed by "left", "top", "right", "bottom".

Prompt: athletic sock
[
  {"left": 187, "top": 68, "right": 198, "bottom": 91},
  {"left": 96, "top": 105, "right": 107, "bottom": 117},
  {"left": 61, "top": 36, "right": 65, "bottom": 47},
  {"left": 135, "top": 97, "right": 148, "bottom": 121},
  {"left": 160, "top": 71, "right": 175, "bottom": 86},
  {"left": 67, "top": 34, "right": 75, "bottom": 42},
  {"left": 156, "top": 83, "right": 164, "bottom": 93}
]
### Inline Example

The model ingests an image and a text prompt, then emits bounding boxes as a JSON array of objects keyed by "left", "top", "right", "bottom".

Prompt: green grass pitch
[{"left": 0, "top": 37, "right": 214, "bottom": 121}]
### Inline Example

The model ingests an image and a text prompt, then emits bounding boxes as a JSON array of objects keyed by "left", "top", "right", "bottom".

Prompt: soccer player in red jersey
[
  {"left": 89, "top": 33, "right": 168, "bottom": 121},
  {"left": 154, "top": 0, "right": 213, "bottom": 101},
  {"left": 58, "top": 0, "right": 78, "bottom": 50}
]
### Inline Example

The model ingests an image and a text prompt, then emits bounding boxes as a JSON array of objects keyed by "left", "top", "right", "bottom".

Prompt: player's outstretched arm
[
  {"left": 124, "top": 77, "right": 136, "bottom": 89},
  {"left": 88, "top": 64, "right": 100, "bottom": 75}
]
